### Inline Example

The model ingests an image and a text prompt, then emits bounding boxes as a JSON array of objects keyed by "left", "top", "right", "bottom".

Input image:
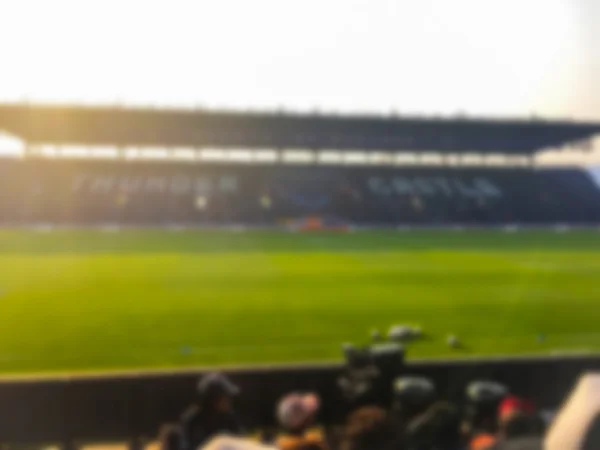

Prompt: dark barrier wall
[
  {"left": 1, "top": 355, "right": 599, "bottom": 446},
  {"left": 1, "top": 160, "right": 600, "bottom": 225}
]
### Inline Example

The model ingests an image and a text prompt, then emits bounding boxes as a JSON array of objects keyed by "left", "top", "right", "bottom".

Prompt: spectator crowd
[{"left": 156, "top": 372, "right": 600, "bottom": 450}]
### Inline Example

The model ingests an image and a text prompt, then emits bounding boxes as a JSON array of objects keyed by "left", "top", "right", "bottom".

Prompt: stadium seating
[
  {"left": 1, "top": 160, "right": 600, "bottom": 226},
  {"left": 159, "top": 372, "right": 600, "bottom": 450}
]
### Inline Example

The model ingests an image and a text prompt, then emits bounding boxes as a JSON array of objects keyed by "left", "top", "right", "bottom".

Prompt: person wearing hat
[
  {"left": 180, "top": 372, "right": 244, "bottom": 450},
  {"left": 463, "top": 381, "right": 509, "bottom": 444},
  {"left": 275, "top": 392, "right": 327, "bottom": 450},
  {"left": 470, "top": 395, "right": 543, "bottom": 450},
  {"left": 391, "top": 376, "right": 436, "bottom": 431}
]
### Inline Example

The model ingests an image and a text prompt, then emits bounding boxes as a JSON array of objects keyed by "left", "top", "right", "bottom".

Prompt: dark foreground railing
[{"left": 1, "top": 354, "right": 599, "bottom": 447}]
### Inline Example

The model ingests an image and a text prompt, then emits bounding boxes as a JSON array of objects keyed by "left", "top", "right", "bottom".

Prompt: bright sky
[{"left": 0, "top": 0, "right": 599, "bottom": 121}]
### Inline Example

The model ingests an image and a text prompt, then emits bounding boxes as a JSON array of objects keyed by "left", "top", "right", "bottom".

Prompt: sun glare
[{"left": 0, "top": 132, "right": 24, "bottom": 156}]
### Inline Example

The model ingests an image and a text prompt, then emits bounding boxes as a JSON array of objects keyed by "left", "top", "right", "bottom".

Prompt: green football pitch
[{"left": 0, "top": 229, "right": 599, "bottom": 375}]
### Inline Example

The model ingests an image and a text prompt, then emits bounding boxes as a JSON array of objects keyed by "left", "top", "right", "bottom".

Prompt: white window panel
[
  {"left": 89, "top": 146, "right": 119, "bottom": 159},
  {"left": 34, "top": 144, "right": 59, "bottom": 157},
  {"left": 418, "top": 153, "right": 444, "bottom": 166},
  {"left": 484, "top": 154, "right": 509, "bottom": 166},
  {"left": 200, "top": 149, "right": 228, "bottom": 161},
  {"left": 60, "top": 146, "right": 90, "bottom": 157},
  {"left": 284, "top": 147, "right": 313, "bottom": 153},
  {"left": 254, "top": 150, "right": 278, "bottom": 163},
  {"left": 506, "top": 156, "right": 532, "bottom": 166},
  {"left": 343, "top": 152, "right": 368, "bottom": 165},
  {"left": 281, "top": 151, "right": 307, "bottom": 164},
  {"left": 367, "top": 152, "right": 393, "bottom": 165},
  {"left": 318, "top": 151, "right": 343, "bottom": 164},
  {"left": 445, "top": 154, "right": 461, "bottom": 166},
  {"left": 124, "top": 147, "right": 142, "bottom": 159},
  {"left": 139, "top": 147, "right": 169, "bottom": 159},
  {"left": 394, "top": 153, "right": 418, "bottom": 165},
  {"left": 460, "top": 154, "right": 484, "bottom": 166},
  {"left": 172, "top": 147, "right": 197, "bottom": 160},
  {"left": 228, "top": 150, "right": 253, "bottom": 162},
  {"left": 282, "top": 151, "right": 315, "bottom": 164}
]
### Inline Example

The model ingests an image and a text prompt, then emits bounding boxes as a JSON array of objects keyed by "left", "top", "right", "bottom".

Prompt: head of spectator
[
  {"left": 277, "top": 393, "right": 321, "bottom": 435},
  {"left": 469, "top": 395, "right": 540, "bottom": 450},
  {"left": 496, "top": 396, "right": 543, "bottom": 442},
  {"left": 276, "top": 393, "right": 327, "bottom": 450},
  {"left": 180, "top": 373, "right": 243, "bottom": 450},
  {"left": 197, "top": 372, "right": 240, "bottom": 413},
  {"left": 338, "top": 406, "right": 401, "bottom": 450},
  {"left": 497, "top": 396, "right": 535, "bottom": 423},
  {"left": 405, "top": 401, "right": 461, "bottom": 450},
  {"left": 391, "top": 376, "right": 436, "bottom": 427},
  {"left": 463, "top": 381, "right": 509, "bottom": 438}
]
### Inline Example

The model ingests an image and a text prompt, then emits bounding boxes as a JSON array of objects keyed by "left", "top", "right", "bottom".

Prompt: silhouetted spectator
[
  {"left": 471, "top": 396, "right": 542, "bottom": 450},
  {"left": 180, "top": 372, "right": 243, "bottom": 449},
  {"left": 391, "top": 376, "right": 436, "bottom": 430},
  {"left": 158, "top": 424, "right": 184, "bottom": 450},
  {"left": 338, "top": 406, "right": 401, "bottom": 450},
  {"left": 463, "top": 381, "right": 508, "bottom": 440},
  {"left": 405, "top": 401, "right": 460, "bottom": 450}
]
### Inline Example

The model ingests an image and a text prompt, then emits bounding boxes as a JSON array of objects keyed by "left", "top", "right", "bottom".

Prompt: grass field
[{"left": 0, "top": 229, "right": 599, "bottom": 375}]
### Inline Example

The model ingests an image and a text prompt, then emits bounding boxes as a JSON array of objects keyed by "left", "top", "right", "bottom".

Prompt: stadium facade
[{"left": 0, "top": 104, "right": 600, "bottom": 226}]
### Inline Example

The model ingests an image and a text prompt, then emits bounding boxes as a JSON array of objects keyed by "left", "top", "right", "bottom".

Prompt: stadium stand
[
  {"left": 151, "top": 371, "right": 600, "bottom": 450},
  {"left": 1, "top": 160, "right": 600, "bottom": 226},
  {"left": 0, "top": 106, "right": 600, "bottom": 449},
  {"left": 1, "top": 105, "right": 599, "bottom": 228}
]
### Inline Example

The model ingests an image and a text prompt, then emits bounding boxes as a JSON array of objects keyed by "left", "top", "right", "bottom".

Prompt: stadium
[
  {"left": 1, "top": 103, "right": 600, "bottom": 368},
  {"left": 0, "top": 103, "right": 600, "bottom": 448}
]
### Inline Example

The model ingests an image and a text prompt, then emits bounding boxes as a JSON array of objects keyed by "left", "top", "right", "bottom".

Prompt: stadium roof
[{"left": 0, "top": 104, "right": 598, "bottom": 155}]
